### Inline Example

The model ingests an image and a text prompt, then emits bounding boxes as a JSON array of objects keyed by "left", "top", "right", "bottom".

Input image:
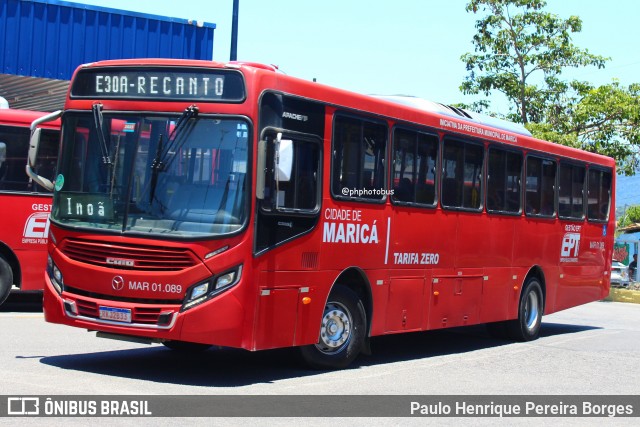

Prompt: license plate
[{"left": 99, "top": 306, "right": 132, "bottom": 323}]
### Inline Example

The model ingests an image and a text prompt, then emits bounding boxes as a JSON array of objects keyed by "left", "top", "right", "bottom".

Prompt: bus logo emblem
[
  {"left": 560, "top": 232, "right": 581, "bottom": 263},
  {"left": 112, "top": 276, "right": 125, "bottom": 291},
  {"left": 106, "top": 257, "right": 135, "bottom": 267},
  {"left": 23, "top": 212, "right": 50, "bottom": 243}
]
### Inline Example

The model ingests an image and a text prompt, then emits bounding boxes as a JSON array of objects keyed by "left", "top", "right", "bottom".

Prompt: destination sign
[
  {"left": 71, "top": 67, "right": 245, "bottom": 101},
  {"left": 56, "top": 192, "right": 115, "bottom": 221}
]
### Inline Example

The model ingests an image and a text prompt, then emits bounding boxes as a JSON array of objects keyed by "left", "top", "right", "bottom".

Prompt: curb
[{"left": 603, "top": 288, "right": 640, "bottom": 304}]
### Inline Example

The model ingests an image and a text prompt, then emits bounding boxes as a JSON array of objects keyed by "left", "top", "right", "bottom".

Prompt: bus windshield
[{"left": 52, "top": 112, "right": 249, "bottom": 238}]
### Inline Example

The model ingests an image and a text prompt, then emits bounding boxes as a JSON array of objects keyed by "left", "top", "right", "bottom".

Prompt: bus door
[{"left": 254, "top": 129, "right": 322, "bottom": 349}]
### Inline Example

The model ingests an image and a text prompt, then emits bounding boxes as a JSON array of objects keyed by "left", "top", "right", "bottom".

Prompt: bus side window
[
  {"left": 441, "top": 138, "right": 483, "bottom": 210},
  {"left": 0, "top": 126, "right": 58, "bottom": 193},
  {"left": 587, "top": 168, "right": 611, "bottom": 221},
  {"left": 558, "top": 162, "right": 585, "bottom": 219},
  {"left": 0, "top": 126, "right": 30, "bottom": 192},
  {"left": 526, "top": 156, "right": 556, "bottom": 217},
  {"left": 33, "top": 130, "right": 60, "bottom": 191},
  {"left": 275, "top": 138, "right": 320, "bottom": 211},
  {"left": 487, "top": 147, "right": 522, "bottom": 214},
  {"left": 0, "top": 142, "right": 6, "bottom": 182},
  {"left": 441, "top": 140, "right": 461, "bottom": 208},
  {"left": 332, "top": 115, "right": 387, "bottom": 201},
  {"left": 391, "top": 128, "right": 438, "bottom": 206}
]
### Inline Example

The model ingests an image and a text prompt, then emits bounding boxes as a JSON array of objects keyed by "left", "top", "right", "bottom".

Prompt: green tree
[
  {"left": 461, "top": 0, "right": 608, "bottom": 124},
  {"left": 618, "top": 205, "right": 640, "bottom": 229},
  {"left": 527, "top": 81, "right": 640, "bottom": 174},
  {"left": 460, "top": 0, "right": 640, "bottom": 174}
]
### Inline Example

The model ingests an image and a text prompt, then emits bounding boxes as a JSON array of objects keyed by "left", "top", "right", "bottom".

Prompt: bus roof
[
  {"left": 68, "top": 59, "right": 614, "bottom": 169},
  {"left": 0, "top": 108, "right": 61, "bottom": 128},
  {"left": 371, "top": 95, "right": 532, "bottom": 137}
]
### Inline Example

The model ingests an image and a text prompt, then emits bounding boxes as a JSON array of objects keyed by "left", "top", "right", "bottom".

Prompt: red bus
[
  {"left": 27, "top": 59, "right": 615, "bottom": 369},
  {"left": 0, "top": 108, "right": 60, "bottom": 306}
]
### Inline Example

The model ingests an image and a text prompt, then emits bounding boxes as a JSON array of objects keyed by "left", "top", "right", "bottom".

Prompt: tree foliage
[
  {"left": 527, "top": 81, "right": 640, "bottom": 174},
  {"left": 460, "top": 0, "right": 640, "bottom": 174},
  {"left": 618, "top": 205, "right": 640, "bottom": 229}
]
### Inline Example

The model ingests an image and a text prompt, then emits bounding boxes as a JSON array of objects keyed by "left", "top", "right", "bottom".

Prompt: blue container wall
[{"left": 1, "top": 0, "right": 215, "bottom": 80}]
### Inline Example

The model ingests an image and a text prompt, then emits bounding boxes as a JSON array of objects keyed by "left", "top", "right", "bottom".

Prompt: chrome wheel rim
[
  {"left": 524, "top": 290, "right": 540, "bottom": 332},
  {"left": 315, "top": 301, "right": 352, "bottom": 354}
]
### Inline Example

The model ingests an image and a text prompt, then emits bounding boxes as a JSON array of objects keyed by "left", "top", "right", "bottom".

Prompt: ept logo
[
  {"left": 22, "top": 212, "right": 50, "bottom": 243},
  {"left": 560, "top": 232, "right": 581, "bottom": 261}
]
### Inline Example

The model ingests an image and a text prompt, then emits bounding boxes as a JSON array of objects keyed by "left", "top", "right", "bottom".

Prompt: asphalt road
[{"left": 1, "top": 292, "right": 639, "bottom": 425}]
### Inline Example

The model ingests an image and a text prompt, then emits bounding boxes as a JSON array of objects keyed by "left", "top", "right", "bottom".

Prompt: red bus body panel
[
  {"left": 42, "top": 59, "right": 615, "bottom": 351},
  {"left": 0, "top": 109, "right": 59, "bottom": 293}
]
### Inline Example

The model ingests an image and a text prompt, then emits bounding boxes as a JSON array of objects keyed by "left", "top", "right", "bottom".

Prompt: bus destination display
[
  {"left": 71, "top": 68, "right": 245, "bottom": 102},
  {"left": 56, "top": 192, "right": 115, "bottom": 221}
]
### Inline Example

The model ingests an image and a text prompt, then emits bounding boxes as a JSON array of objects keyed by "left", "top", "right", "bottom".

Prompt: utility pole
[{"left": 230, "top": 0, "right": 239, "bottom": 61}]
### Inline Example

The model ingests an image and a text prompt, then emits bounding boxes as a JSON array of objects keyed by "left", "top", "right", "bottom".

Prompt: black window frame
[
  {"left": 0, "top": 124, "right": 59, "bottom": 194},
  {"left": 557, "top": 160, "right": 586, "bottom": 221},
  {"left": 390, "top": 125, "right": 439, "bottom": 208},
  {"left": 331, "top": 113, "right": 388, "bottom": 204},
  {"left": 440, "top": 136, "right": 484, "bottom": 212},
  {"left": 486, "top": 145, "right": 523, "bottom": 216},
  {"left": 259, "top": 128, "right": 323, "bottom": 217},
  {"left": 524, "top": 154, "right": 557, "bottom": 219},
  {"left": 586, "top": 166, "right": 612, "bottom": 223}
]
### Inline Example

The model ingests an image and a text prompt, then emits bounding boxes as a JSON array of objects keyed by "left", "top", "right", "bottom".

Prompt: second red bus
[{"left": 0, "top": 108, "right": 60, "bottom": 306}]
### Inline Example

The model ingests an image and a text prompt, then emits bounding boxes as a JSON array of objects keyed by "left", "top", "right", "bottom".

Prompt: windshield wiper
[
  {"left": 92, "top": 103, "right": 112, "bottom": 166},
  {"left": 148, "top": 105, "right": 199, "bottom": 204},
  {"left": 158, "top": 104, "right": 199, "bottom": 169},
  {"left": 149, "top": 134, "right": 164, "bottom": 204}
]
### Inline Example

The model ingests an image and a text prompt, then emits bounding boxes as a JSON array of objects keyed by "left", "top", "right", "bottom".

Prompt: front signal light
[{"left": 47, "top": 255, "right": 64, "bottom": 295}]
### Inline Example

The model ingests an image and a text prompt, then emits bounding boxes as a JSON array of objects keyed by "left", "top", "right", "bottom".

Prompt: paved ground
[{"left": 1, "top": 293, "right": 639, "bottom": 426}]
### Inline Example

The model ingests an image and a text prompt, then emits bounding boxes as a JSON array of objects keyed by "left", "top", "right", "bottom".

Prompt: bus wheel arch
[
  {"left": 523, "top": 266, "right": 546, "bottom": 314},
  {"left": 0, "top": 244, "right": 21, "bottom": 306},
  {"left": 300, "top": 267, "right": 372, "bottom": 369},
  {"left": 486, "top": 266, "right": 546, "bottom": 341},
  {"left": 508, "top": 268, "right": 546, "bottom": 341},
  {"left": 330, "top": 267, "right": 373, "bottom": 336}
]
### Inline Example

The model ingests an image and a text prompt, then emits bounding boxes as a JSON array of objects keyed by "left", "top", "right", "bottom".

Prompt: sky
[{"left": 70, "top": 0, "right": 640, "bottom": 116}]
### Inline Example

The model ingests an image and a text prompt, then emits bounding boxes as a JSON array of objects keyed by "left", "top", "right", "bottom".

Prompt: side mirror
[
  {"left": 25, "top": 110, "right": 62, "bottom": 191},
  {"left": 28, "top": 128, "right": 41, "bottom": 168}
]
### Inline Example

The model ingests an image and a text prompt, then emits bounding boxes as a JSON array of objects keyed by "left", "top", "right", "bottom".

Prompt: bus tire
[
  {"left": 507, "top": 277, "right": 543, "bottom": 341},
  {"left": 300, "top": 285, "right": 366, "bottom": 370},
  {"left": 162, "top": 340, "right": 211, "bottom": 352},
  {"left": 0, "top": 256, "right": 13, "bottom": 307}
]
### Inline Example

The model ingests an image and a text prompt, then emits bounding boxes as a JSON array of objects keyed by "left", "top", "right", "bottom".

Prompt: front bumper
[{"left": 43, "top": 273, "right": 247, "bottom": 348}]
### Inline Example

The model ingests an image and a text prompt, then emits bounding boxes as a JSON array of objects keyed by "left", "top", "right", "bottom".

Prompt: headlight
[
  {"left": 190, "top": 282, "right": 210, "bottom": 300},
  {"left": 215, "top": 270, "right": 237, "bottom": 290},
  {"left": 181, "top": 265, "right": 242, "bottom": 311},
  {"left": 47, "top": 255, "right": 64, "bottom": 294}
]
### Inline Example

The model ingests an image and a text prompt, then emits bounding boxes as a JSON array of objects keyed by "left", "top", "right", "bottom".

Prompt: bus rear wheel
[
  {"left": 0, "top": 256, "right": 13, "bottom": 307},
  {"left": 162, "top": 340, "right": 211, "bottom": 352},
  {"left": 507, "top": 277, "right": 544, "bottom": 341},
  {"left": 300, "top": 285, "right": 365, "bottom": 370}
]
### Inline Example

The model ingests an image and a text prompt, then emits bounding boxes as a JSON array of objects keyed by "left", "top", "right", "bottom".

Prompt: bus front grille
[{"left": 60, "top": 238, "right": 197, "bottom": 271}]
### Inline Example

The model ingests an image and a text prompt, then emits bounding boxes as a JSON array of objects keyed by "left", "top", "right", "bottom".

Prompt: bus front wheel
[
  {"left": 300, "top": 285, "right": 366, "bottom": 370},
  {"left": 0, "top": 256, "right": 13, "bottom": 307},
  {"left": 507, "top": 277, "right": 544, "bottom": 341}
]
